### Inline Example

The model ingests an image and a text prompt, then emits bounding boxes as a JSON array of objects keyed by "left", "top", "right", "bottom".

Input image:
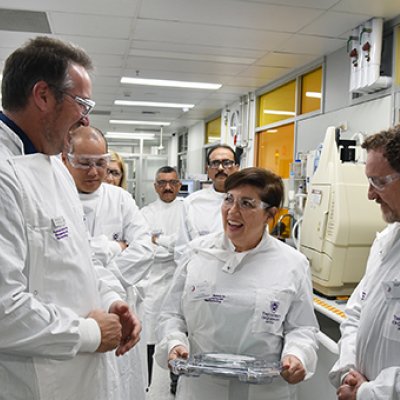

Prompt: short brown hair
[
  {"left": 2, "top": 36, "right": 93, "bottom": 111},
  {"left": 224, "top": 167, "right": 284, "bottom": 209},
  {"left": 362, "top": 125, "right": 400, "bottom": 173}
]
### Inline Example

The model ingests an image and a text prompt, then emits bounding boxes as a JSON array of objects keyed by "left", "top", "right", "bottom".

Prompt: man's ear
[{"left": 31, "top": 81, "right": 52, "bottom": 112}]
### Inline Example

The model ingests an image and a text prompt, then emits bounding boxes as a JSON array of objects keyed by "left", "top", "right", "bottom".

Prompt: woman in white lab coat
[{"left": 155, "top": 167, "right": 318, "bottom": 400}]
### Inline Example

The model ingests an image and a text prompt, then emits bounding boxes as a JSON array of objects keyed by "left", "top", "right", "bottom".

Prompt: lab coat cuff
[
  {"left": 282, "top": 346, "right": 317, "bottom": 380},
  {"left": 168, "top": 339, "right": 186, "bottom": 355},
  {"left": 356, "top": 382, "right": 373, "bottom": 400},
  {"left": 78, "top": 317, "right": 101, "bottom": 353},
  {"left": 102, "top": 292, "right": 123, "bottom": 312},
  {"left": 110, "top": 241, "right": 122, "bottom": 258}
]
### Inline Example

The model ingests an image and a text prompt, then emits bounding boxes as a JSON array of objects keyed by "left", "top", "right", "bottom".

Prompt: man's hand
[
  {"left": 88, "top": 309, "right": 122, "bottom": 353},
  {"left": 280, "top": 355, "right": 306, "bottom": 384},
  {"left": 168, "top": 345, "right": 189, "bottom": 368},
  {"left": 337, "top": 369, "right": 367, "bottom": 400},
  {"left": 109, "top": 300, "right": 141, "bottom": 356},
  {"left": 117, "top": 240, "right": 128, "bottom": 251}
]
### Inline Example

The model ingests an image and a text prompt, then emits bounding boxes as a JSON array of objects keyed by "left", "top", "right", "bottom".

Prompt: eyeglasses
[
  {"left": 155, "top": 180, "right": 180, "bottom": 187},
  {"left": 61, "top": 91, "right": 96, "bottom": 116},
  {"left": 208, "top": 159, "right": 236, "bottom": 169},
  {"left": 368, "top": 173, "right": 400, "bottom": 191},
  {"left": 67, "top": 153, "right": 110, "bottom": 170},
  {"left": 222, "top": 193, "right": 270, "bottom": 211},
  {"left": 107, "top": 169, "right": 122, "bottom": 177}
]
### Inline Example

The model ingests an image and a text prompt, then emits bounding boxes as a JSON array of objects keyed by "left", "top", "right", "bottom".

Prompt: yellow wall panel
[
  {"left": 206, "top": 116, "right": 221, "bottom": 144},
  {"left": 300, "top": 67, "right": 322, "bottom": 114}
]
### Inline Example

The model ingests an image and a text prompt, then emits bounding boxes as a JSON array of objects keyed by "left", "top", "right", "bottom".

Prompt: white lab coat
[
  {"left": 0, "top": 153, "right": 121, "bottom": 400},
  {"left": 156, "top": 231, "right": 319, "bottom": 400},
  {"left": 140, "top": 198, "right": 184, "bottom": 344},
  {"left": 79, "top": 184, "right": 155, "bottom": 400},
  {"left": 175, "top": 186, "right": 225, "bottom": 260},
  {"left": 329, "top": 222, "right": 400, "bottom": 399}
]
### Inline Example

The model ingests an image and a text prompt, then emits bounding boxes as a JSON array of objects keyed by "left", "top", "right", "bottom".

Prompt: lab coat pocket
[
  {"left": 382, "top": 299, "right": 400, "bottom": 342},
  {"left": 252, "top": 289, "right": 291, "bottom": 335}
]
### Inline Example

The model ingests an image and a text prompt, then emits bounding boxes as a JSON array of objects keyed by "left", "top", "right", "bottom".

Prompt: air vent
[
  {"left": 91, "top": 110, "right": 111, "bottom": 116},
  {"left": 142, "top": 111, "right": 159, "bottom": 115},
  {"left": 0, "top": 9, "right": 51, "bottom": 33}
]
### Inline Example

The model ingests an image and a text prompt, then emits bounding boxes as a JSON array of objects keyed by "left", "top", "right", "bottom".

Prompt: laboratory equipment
[
  {"left": 169, "top": 353, "right": 281, "bottom": 384},
  {"left": 177, "top": 179, "right": 200, "bottom": 199},
  {"left": 300, "top": 127, "right": 386, "bottom": 297}
]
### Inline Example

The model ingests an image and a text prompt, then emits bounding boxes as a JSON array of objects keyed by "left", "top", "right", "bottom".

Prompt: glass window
[
  {"left": 300, "top": 67, "right": 322, "bottom": 114},
  {"left": 206, "top": 117, "right": 221, "bottom": 144},
  {"left": 258, "top": 80, "right": 296, "bottom": 127},
  {"left": 256, "top": 123, "right": 294, "bottom": 179}
]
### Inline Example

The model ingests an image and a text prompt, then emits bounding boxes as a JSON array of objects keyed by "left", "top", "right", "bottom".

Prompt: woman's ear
[{"left": 267, "top": 206, "right": 278, "bottom": 220}]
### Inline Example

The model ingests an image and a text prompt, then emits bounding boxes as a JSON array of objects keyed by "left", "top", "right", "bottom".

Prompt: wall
[
  {"left": 296, "top": 94, "right": 392, "bottom": 156},
  {"left": 187, "top": 121, "right": 205, "bottom": 176}
]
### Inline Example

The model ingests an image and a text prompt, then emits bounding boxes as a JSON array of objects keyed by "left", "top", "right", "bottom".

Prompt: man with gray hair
[
  {"left": 0, "top": 36, "right": 140, "bottom": 400},
  {"left": 329, "top": 125, "right": 400, "bottom": 400},
  {"left": 140, "top": 166, "right": 184, "bottom": 388}
]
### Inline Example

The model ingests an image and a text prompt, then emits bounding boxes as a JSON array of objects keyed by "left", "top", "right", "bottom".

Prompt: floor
[{"left": 146, "top": 360, "right": 175, "bottom": 400}]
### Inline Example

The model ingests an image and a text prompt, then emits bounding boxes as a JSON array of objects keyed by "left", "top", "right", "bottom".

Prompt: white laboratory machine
[{"left": 300, "top": 127, "right": 386, "bottom": 297}]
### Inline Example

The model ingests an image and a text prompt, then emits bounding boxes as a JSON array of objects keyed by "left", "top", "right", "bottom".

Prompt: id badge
[
  {"left": 188, "top": 280, "right": 213, "bottom": 301},
  {"left": 382, "top": 280, "right": 400, "bottom": 299}
]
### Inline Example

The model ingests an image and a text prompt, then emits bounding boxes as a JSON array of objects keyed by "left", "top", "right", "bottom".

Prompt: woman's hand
[
  {"left": 168, "top": 345, "right": 189, "bottom": 368},
  {"left": 280, "top": 355, "right": 306, "bottom": 384}
]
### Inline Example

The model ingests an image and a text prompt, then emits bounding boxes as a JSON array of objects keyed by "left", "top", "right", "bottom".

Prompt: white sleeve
[
  {"left": 356, "top": 367, "right": 400, "bottom": 399},
  {"left": 0, "top": 167, "right": 95, "bottom": 359},
  {"left": 154, "top": 257, "right": 190, "bottom": 368},
  {"left": 281, "top": 261, "right": 319, "bottom": 379},
  {"left": 174, "top": 201, "right": 191, "bottom": 262},
  {"left": 113, "top": 193, "right": 155, "bottom": 286},
  {"left": 328, "top": 281, "right": 363, "bottom": 388}
]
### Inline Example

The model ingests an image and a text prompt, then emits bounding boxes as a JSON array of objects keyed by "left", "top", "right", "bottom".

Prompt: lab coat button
[{"left": 33, "top": 290, "right": 38, "bottom": 296}]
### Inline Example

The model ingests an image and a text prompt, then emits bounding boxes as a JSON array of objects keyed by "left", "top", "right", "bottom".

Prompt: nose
[
  {"left": 217, "top": 163, "right": 224, "bottom": 170},
  {"left": 367, "top": 184, "right": 378, "bottom": 201},
  {"left": 227, "top": 200, "right": 240, "bottom": 213}
]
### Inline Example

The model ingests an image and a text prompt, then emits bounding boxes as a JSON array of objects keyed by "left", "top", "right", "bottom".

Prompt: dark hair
[
  {"left": 207, "top": 144, "right": 238, "bottom": 165},
  {"left": 224, "top": 167, "right": 284, "bottom": 209},
  {"left": 362, "top": 125, "right": 400, "bottom": 173},
  {"left": 2, "top": 36, "right": 93, "bottom": 111},
  {"left": 68, "top": 126, "right": 108, "bottom": 153},
  {"left": 156, "top": 166, "right": 179, "bottom": 177}
]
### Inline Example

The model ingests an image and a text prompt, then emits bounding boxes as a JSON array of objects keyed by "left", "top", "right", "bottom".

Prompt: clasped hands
[{"left": 88, "top": 300, "right": 141, "bottom": 356}]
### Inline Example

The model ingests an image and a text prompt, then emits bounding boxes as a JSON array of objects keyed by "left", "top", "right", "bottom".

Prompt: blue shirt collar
[{"left": 0, "top": 112, "right": 37, "bottom": 154}]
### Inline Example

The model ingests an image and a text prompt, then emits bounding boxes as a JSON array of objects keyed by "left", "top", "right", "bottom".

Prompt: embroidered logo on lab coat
[
  {"left": 270, "top": 301, "right": 280, "bottom": 313},
  {"left": 260, "top": 301, "right": 282, "bottom": 325},
  {"left": 392, "top": 314, "right": 400, "bottom": 330}
]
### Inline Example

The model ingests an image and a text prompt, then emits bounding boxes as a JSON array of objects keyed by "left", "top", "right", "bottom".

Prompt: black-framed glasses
[
  {"left": 208, "top": 159, "right": 236, "bottom": 169},
  {"left": 155, "top": 180, "right": 180, "bottom": 187},
  {"left": 368, "top": 173, "right": 400, "bottom": 191},
  {"left": 61, "top": 91, "right": 95, "bottom": 116}
]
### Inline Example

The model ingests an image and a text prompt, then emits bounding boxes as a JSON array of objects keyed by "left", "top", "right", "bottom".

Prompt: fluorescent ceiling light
[
  {"left": 306, "top": 91, "right": 322, "bottom": 99},
  {"left": 110, "top": 120, "right": 171, "bottom": 126},
  {"left": 266, "top": 129, "right": 278, "bottom": 133},
  {"left": 106, "top": 132, "right": 155, "bottom": 140},
  {"left": 114, "top": 100, "right": 194, "bottom": 109},
  {"left": 263, "top": 109, "right": 296, "bottom": 116},
  {"left": 120, "top": 77, "right": 222, "bottom": 90}
]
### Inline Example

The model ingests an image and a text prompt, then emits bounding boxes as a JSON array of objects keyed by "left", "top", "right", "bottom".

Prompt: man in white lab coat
[
  {"left": 329, "top": 125, "right": 400, "bottom": 400},
  {"left": 140, "top": 166, "right": 184, "bottom": 386},
  {"left": 174, "top": 144, "right": 239, "bottom": 260},
  {"left": 0, "top": 37, "right": 140, "bottom": 400},
  {"left": 63, "top": 125, "right": 155, "bottom": 400}
]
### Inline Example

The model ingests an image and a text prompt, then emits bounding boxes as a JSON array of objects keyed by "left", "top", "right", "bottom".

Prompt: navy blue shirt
[{"left": 0, "top": 112, "right": 37, "bottom": 154}]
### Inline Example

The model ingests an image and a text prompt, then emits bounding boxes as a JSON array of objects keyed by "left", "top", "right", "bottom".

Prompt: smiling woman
[{"left": 155, "top": 167, "right": 319, "bottom": 400}]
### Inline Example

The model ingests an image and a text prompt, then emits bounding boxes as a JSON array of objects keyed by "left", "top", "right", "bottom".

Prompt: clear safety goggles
[
  {"left": 61, "top": 91, "right": 95, "bottom": 116},
  {"left": 67, "top": 153, "right": 110, "bottom": 170},
  {"left": 367, "top": 173, "right": 400, "bottom": 191},
  {"left": 155, "top": 179, "right": 180, "bottom": 187},
  {"left": 222, "top": 192, "right": 271, "bottom": 211}
]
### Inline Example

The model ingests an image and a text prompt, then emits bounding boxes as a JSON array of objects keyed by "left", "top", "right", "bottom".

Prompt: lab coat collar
[
  {"left": 193, "top": 229, "right": 270, "bottom": 274},
  {"left": 376, "top": 222, "right": 400, "bottom": 262}
]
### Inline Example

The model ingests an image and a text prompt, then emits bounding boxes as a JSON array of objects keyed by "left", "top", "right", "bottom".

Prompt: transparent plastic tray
[{"left": 169, "top": 353, "right": 282, "bottom": 384}]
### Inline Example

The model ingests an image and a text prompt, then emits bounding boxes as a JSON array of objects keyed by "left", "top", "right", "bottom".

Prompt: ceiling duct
[{"left": 0, "top": 8, "right": 51, "bottom": 33}]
